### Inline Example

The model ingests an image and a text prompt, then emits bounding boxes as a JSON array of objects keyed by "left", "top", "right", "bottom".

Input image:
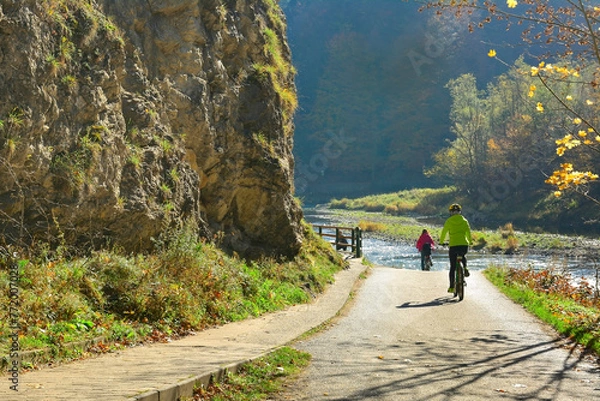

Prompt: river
[{"left": 304, "top": 207, "right": 599, "bottom": 285}]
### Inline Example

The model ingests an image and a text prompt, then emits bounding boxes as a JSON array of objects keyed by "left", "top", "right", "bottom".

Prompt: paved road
[{"left": 276, "top": 266, "right": 600, "bottom": 401}]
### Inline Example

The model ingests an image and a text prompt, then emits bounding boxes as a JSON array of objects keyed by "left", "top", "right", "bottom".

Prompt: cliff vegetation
[{"left": 0, "top": 0, "right": 302, "bottom": 258}]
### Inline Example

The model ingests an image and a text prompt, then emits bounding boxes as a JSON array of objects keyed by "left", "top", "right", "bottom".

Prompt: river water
[
  {"left": 304, "top": 207, "right": 599, "bottom": 284},
  {"left": 358, "top": 236, "right": 581, "bottom": 272}
]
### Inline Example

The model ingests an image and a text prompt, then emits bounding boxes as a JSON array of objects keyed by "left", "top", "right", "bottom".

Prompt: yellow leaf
[
  {"left": 488, "top": 49, "right": 497, "bottom": 58},
  {"left": 488, "top": 138, "right": 500, "bottom": 150}
]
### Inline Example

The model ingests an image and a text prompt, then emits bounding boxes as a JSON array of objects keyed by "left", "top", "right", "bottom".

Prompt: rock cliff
[{"left": 0, "top": 0, "right": 302, "bottom": 258}]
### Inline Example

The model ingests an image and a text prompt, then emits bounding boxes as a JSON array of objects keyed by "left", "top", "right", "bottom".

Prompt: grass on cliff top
[{"left": 0, "top": 222, "right": 345, "bottom": 371}]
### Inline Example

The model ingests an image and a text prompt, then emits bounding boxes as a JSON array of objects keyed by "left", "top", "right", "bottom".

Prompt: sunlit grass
[
  {"left": 484, "top": 265, "right": 600, "bottom": 355},
  {"left": 330, "top": 186, "right": 457, "bottom": 215},
  {"left": 0, "top": 223, "right": 344, "bottom": 370},
  {"left": 190, "top": 346, "right": 311, "bottom": 400},
  {"left": 357, "top": 220, "right": 386, "bottom": 232}
]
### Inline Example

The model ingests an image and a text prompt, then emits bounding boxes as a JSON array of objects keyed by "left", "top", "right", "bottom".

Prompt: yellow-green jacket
[{"left": 439, "top": 214, "right": 472, "bottom": 247}]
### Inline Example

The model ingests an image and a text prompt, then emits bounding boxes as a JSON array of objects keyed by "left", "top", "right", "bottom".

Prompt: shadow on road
[
  {"left": 306, "top": 335, "right": 599, "bottom": 401},
  {"left": 396, "top": 296, "right": 457, "bottom": 308}
]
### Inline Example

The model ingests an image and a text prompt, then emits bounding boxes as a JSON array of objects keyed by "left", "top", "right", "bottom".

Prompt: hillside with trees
[{"left": 282, "top": 0, "right": 524, "bottom": 201}]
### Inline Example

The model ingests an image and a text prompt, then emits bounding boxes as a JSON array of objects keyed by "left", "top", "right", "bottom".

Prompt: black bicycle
[
  {"left": 424, "top": 254, "right": 433, "bottom": 271},
  {"left": 454, "top": 254, "right": 465, "bottom": 301}
]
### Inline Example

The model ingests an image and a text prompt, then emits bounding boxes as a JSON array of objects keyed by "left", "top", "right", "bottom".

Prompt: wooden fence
[{"left": 312, "top": 225, "right": 362, "bottom": 258}]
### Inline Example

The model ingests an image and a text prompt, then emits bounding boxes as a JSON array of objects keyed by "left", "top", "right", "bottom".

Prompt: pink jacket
[{"left": 416, "top": 232, "right": 435, "bottom": 252}]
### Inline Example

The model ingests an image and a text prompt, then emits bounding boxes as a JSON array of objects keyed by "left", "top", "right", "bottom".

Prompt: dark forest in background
[{"left": 283, "top": 0, "right": 528, "bottom": 202}]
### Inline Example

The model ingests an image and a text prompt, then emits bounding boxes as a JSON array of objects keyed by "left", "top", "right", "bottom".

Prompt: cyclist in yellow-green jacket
[{"left": 439, "top": 203, "right": 472, "bottom": 293}]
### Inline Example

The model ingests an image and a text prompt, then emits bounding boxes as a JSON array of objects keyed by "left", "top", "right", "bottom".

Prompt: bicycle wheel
[{"left": 455, "top": 260, "right": 464, "bottom": 301}]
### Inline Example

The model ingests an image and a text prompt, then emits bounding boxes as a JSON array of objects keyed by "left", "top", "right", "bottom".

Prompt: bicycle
[
  {"left": 424, "top": 254, "right": 433, "bottom": 271},
  {"left": 453, "top": 254, "right": 466, "bottom": 301}
]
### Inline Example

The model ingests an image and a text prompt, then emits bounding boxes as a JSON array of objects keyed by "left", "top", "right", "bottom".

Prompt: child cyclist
[
  {"left": 439, "top": 203, "right": 472, "bottom": 293},
  {"left": 416, "top": 229, "right": 435, "bottom": 271}
]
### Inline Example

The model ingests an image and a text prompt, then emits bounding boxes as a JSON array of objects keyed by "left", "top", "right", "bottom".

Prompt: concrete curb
[{"left": 131, "top": 354, "right": 269, "bottom": 401}]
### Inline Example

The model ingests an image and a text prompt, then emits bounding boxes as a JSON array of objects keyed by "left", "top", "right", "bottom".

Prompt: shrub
[
  {"left": 499, "top": 222, "right": 515, "bottom": 238},
  {"left": 358, "top": 220, "right": 385, "bottom": 232},
  {"left": 330, "top": 198, "right": 349, "bottom": 209},
  {"left": 472, "top": 235, "right": 487, "bottom": 250},
  {"left": 504, "top": 236, "right": 519, "bottom": 254},
  {"left": 384, "top": 204, "right": 399, "bottom": 215},
  {"left": 0, "top": 222, "right": 344, "bottom": 360},
  {"left": 363, "top": 202, "right": 385, "bottom": 212},
  {"left": 489, "top": 241, "right": 504, "bottom": 253}
]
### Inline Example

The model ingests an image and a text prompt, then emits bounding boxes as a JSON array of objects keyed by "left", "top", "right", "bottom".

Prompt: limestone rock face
[{"left": 0, "top": 0, "right": 302, "bottom": 258}]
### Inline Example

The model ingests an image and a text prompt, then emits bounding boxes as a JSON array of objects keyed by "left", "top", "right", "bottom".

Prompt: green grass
[
  {"left": 0, "top": 222, "right": 344, "bottom": 371},
  {"left": 187, "top": 346, "right": 310, "bottom": 400},
  {"left": 484, "top": 266, "right": 600, "bottom": 355},
  {"left": 330, "top": 186, "right": 457, "bottom": 216}
]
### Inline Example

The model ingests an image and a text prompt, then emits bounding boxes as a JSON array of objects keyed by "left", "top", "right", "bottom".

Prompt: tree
[
  {"left": 427, "top": 74, "right": 489, "bottom": 188},
  {"left": 421, "top": 0, "right": 600, "bottom": 202}
]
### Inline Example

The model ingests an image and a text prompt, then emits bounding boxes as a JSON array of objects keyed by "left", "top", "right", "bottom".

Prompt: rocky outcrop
[{"left": 0, "top": 0, "right": 302, "bottom": 258}]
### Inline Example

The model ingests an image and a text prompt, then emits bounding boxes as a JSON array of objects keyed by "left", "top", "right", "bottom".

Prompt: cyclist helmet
[{"left": 449, "top": 203, "right": 462, "bottom": 213}]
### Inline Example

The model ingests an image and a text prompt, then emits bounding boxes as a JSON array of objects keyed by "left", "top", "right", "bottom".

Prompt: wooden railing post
[
  {"left": 311, "top": 224, "right": 362, "bottom": 259},
  {"left": 355, "top": 227, "right": 362, "bottom": 258}
]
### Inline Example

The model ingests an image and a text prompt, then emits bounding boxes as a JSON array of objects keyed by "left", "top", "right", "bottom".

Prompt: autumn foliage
[
  {"left": 506, "top": 267, "right": 599, "bottom": 308},
  {"left": 423, "top": 0, "right": 600, "bottom": 205}
]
